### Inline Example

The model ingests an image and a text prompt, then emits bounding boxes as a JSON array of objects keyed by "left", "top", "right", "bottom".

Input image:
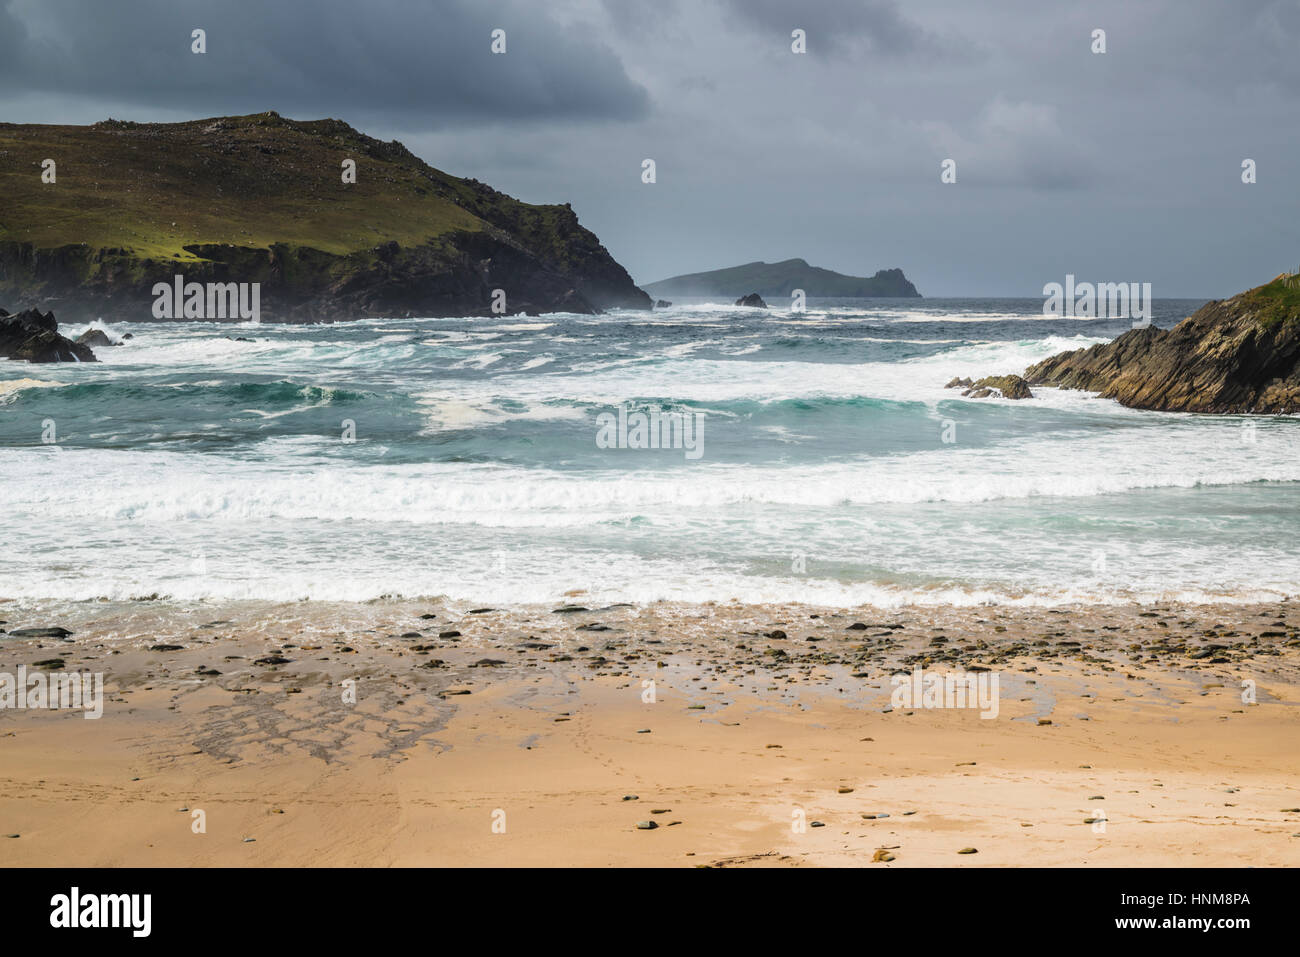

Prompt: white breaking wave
[{"left": 1, "top": 418, "right": 1297, "bottom": 524}]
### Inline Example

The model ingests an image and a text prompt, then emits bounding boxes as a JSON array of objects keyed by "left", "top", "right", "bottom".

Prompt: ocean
[{"left": 2, "top": 297, "right": 1297, "bottom": 609}]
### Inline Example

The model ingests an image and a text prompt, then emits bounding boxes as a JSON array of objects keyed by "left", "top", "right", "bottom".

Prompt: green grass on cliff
[
  {"left": 0, "top": 112, "right": 572, "bottom": 263},
  {"left": 1243, "top": 274, "right": 1300, "bottom": 331}
]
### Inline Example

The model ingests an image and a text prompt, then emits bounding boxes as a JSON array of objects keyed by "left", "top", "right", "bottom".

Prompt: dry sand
[{"left": 1, "top": 598, "right": 1298, "bottom": 866}]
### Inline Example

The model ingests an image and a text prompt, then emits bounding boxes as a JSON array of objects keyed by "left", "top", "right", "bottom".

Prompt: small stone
[
  {"left": 872, "top": 849, "right": 895, "bottom": 862},
  {"left": 8, "top": 627, "right": 73, "bottom": 638},
  {"left": 636, "top": 820, "right": 658, "bottom": 830},
  {"left": 957, "top": 847, "right": 978, "bottom": 854}
]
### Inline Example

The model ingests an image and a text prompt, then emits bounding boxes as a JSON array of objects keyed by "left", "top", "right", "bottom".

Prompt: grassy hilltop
[{"left": 0, "top": 111, "right": 649, "bottom": 321}]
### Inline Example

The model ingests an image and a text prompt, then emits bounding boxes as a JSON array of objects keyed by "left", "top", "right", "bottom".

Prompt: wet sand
[{"left": 1, "top": 598, "right": 1298, "bottom": 866}]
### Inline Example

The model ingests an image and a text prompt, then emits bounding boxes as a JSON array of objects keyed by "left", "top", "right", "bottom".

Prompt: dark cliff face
[
  {"left": 1023, "top": 276, "right": 1300, "bottom": 413},
  {"left": 0, "top": 113, "right": 650, "bottom": 322}
]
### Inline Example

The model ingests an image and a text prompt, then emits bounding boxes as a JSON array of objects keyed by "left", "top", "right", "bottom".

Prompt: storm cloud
[{"left": 0, "top": 0, "right": 649, "bottom": 126}]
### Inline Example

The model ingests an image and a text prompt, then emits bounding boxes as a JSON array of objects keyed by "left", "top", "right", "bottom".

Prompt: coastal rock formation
[
  {"left": 0, "top": 112, "right": 651, "bottom": 322},
  {"left": 735, "top": 292, "right": 768, "bottom": 308},
  {"left": 75, "top": 328, "right": 116, "bottom": 348},
  {"left": 654, "top": 299, "right": 672, "bottom": 308},
  {"left": 0, "top": 307, "right": 97, "bottom": 362},
  {"left": 944, "top": 374, "right": 1033, "bottom": 399},
  {"left": 1023, "top": 274, "right": 1300, "bottom": 413}
]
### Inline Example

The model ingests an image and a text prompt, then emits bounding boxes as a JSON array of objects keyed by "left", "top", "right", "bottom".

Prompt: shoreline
[{"left": 2, "top": 598, "right": 1298, "bottom": 866}]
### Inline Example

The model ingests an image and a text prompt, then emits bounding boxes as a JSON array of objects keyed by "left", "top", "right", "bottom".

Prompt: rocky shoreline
[{"left": 1021, "top": 274, "right": 1300, "bottom": 413}]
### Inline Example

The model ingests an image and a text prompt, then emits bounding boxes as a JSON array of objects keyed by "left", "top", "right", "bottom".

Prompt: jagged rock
[
  {"left": 0, "top": 308, "right": 97, "bottom": 362},
  {"left": 735, "top": 292, "right": 768, "bottom": 308},
  {"left": 1024, "top": 275, "right": 1300, "bottom": 412},
  {"left": 654, "top": 299, "right": 672, "bottom": 308},
  {"left": 945, "top": 377, "right": 973, "bottom": 389},
  {"left": 961, "top": 374, "right": 1033, "bottom": 400}
]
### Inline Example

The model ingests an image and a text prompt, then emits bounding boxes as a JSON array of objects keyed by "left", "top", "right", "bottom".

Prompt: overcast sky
[{"left": 2, "top": 0, "right": 1298, "bottom": 296}]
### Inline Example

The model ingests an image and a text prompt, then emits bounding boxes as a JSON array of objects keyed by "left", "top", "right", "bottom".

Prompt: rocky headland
[
  {"left": 0, "top": 112, "right": 651, "bottom": 323},
  {"left": 1021, "top": 274, "right": 1300, "bottom": 413}
]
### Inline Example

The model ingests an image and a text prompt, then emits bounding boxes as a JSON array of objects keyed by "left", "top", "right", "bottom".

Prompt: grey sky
[{"left": 2, "top": 0, "right": 1297, "bottom": 296}]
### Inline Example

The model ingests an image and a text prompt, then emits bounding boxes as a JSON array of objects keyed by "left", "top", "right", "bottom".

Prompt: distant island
[
  {"left": 642, "top": 258, "right": 920, "bottom": 299},
  {"left": 0, "top": 112, "right": 650, "bottom": 322}
]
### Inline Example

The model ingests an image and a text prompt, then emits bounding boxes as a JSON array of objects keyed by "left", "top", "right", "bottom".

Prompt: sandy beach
[{"left": 2, "top": 598, "right": 1298, "bottom": 867}]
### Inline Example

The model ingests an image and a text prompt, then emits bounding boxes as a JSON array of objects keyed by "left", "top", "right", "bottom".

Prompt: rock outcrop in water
[
  {"left": 735, "top": 293, "right": 768, "bottom": 308},
  {"left": 0, "top": 307, "right": 96, "bottom": 362},
  {"left": 0, "top": 112, "right": 651, "bottom": 322},
  {"left": 1023, "top": 274, "right": 1300, "bottom": 413},
  {"left": 75, "top": 328, "right": 116, "bottom": 348},
  {"left": 945, "top": 374, "right": 1033, "bottom": 399}
]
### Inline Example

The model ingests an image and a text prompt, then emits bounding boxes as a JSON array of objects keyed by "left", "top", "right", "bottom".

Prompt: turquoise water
[{"left": 1, "top": 297, "right": 1297, "bottom": 606}]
